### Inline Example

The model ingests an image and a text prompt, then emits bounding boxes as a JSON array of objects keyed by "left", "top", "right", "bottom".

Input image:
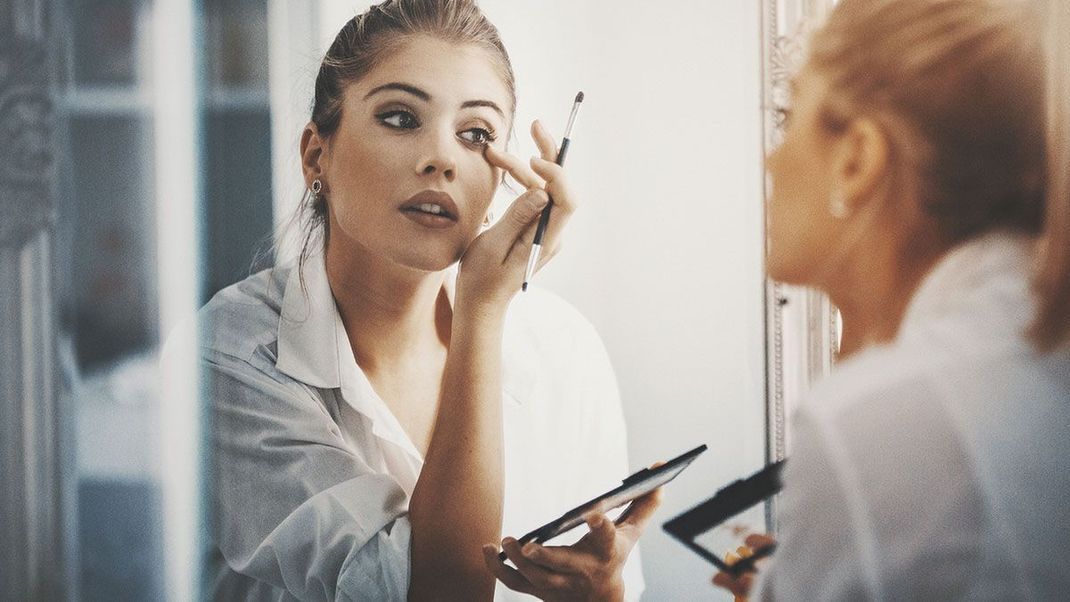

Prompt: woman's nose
[{"left": 417, "top": 128, "right": 457, "bottom": 181}]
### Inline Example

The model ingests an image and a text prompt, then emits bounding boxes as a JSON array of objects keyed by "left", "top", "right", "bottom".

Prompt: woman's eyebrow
[
  {"left": 365, "top": 82, "right": 430, "bottom": 101},
  {"left": 364, "top": 82, "right": 503, "bottom": 119},
  {"left": 461, "top": 99, "right": 504, "bottom": 119}
]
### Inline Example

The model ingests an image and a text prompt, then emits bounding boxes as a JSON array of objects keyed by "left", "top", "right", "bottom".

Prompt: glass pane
[
  {"left": 64, "top": 115, "right": 158, "bottom": 369},
  {"left": 68, "top": 0, "right": 145, "bottom": 86},
  {"left": 203, "top": 0, "right": 270, "bottom": 92},
  {"left": 202, "top": 108, "right": 274, "bottom": 301},
  {"left": 200, "top": 0, "right": 273, "bottom": 301}
]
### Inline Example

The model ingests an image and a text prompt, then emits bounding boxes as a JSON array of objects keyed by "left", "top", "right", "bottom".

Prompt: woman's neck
[
  {"left": 829, "top": 234, "right": 945, "bottom": 360},
  {"left": 324, "top": 238, "right": 451, "bottom": 372}
]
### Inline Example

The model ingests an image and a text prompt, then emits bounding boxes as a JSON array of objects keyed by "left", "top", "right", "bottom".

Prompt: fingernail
[{"left": 502, "top": 537, "right": 516, "bottom": 546}]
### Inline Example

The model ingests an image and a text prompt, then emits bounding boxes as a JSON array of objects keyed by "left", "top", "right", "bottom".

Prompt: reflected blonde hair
[
  {"left": 811, "top": 0, "right": 1069, "bottom": 351},
  {"left": 1033, "top": 0, "right": 1070, "bottom": 350}
]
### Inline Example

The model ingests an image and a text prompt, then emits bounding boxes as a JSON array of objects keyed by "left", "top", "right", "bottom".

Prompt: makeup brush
[{"left": 523, "top": 91, "right": 584, "bottom": 292}]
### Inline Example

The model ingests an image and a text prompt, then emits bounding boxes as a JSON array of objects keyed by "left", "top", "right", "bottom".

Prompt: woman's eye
[
  {"left": 377, "top": 110, "right": 419, "bottom": 129},
  {"left": 459, "top": 127, "right": 495, "bottom": 146}
]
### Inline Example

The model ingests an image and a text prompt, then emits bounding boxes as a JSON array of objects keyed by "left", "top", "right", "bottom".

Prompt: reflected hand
[
  {"left": 457, "top": 120, "right": 577, "bottom": 310},
  {"left": 711, "top": 533, "right": 776, "bottom": 601},
  {"left": 483, "top": 488, "right": 662, "bottom": 601}
]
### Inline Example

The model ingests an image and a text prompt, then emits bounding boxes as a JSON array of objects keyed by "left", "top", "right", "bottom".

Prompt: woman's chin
[
  {"left": 393, "top": 245, "right": 465, "bottom": 274},
  {"left": 766, "top": 254, "right": 813, "bottom": 287}
]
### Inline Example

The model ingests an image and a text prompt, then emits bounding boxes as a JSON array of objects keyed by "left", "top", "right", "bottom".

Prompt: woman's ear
[
  {"left": 831, "top": 118, "right": 891, "bottom": 213},
  {"left": 300, "top": 122, "right": 328, "bottom": 189}
]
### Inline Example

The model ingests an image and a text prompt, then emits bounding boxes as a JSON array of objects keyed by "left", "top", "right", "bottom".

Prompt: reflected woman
[
  {"left": 716, "top": 0, "right": 1070, "bottom": 598},
  {"left": 197, "top": 1, "right": 655, "bottom": 599}
]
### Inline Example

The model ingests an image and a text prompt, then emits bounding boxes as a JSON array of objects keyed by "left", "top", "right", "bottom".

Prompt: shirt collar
[
  {"left": 276, "top": 252, "right": 342, "bottom": 389},
  {"left": 899, "top": 231, "right": 1035, "bottom": 345},
  {"left": 276, "top": 251, "right": 527, "bottom": 410}
]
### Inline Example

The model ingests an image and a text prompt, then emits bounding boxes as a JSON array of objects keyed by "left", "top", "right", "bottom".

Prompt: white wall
[
  {"left": 480, "top": 2, "right": 767, "bottom": 599},
  {"left": 301, "top": 2, "right": 767, "bottom": 598}
]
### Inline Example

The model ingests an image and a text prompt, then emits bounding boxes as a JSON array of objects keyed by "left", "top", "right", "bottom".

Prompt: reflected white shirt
[
  {"left": 758, "top": 233, "right": 1070, "bottom": 600},
  {"left": 197, "top": 253, "right": 644, "bottom": 601}
]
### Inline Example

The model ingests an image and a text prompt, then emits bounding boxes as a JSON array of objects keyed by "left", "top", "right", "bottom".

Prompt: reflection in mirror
[{"left": 3, "top": 1, "right": 767, "bottom": 599}]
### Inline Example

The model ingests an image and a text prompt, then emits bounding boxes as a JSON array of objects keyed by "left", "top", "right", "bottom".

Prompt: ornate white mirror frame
[{"left": 762, "top": 0, "right": 840, "bottom": 480}]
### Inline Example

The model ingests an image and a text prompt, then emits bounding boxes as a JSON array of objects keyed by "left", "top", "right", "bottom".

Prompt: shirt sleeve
[
  {"left": 204, "top": 350, "right": 411, "bottom": 601},
  {"left": 572, "top": 319, "right": 646, "bottom": 601},
  {"left": 755, "top": 406, "right": 878, "bottom": 601}
]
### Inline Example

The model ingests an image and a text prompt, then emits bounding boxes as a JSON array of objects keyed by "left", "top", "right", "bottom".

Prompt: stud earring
[
  {"left": 829, "top": 189, "right": 849, "bottom": 219},
  {"left": 311, "top": 179, "right": 323, "bottom": 195}
]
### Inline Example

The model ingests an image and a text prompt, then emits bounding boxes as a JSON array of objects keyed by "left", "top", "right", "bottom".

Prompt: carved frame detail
[{"left": 761, "top": 0, "right": 840, "bottom": 528}]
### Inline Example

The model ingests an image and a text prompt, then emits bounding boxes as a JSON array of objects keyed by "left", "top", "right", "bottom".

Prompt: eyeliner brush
[{"left": 522, "top": 91, "right": 584, "bottom": 292}]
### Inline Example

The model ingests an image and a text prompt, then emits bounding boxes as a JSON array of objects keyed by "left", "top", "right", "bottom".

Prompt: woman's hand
[
  {"left": 482, "top": 488, "right": 662, "bottom": 601},
  {"left": 456, "top": 120, "right": 577, "bottom": 312},
  {"left": 711, "top": 533, "right": 776, "bottom": 601}
]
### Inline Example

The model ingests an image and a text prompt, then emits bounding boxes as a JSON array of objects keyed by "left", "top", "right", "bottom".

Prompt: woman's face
[
  {"left": 318, "top": 35, "right": 512, "bottom": 272},
  {"left": 764, "top": 66, "right": 842, "bottom": 285}
]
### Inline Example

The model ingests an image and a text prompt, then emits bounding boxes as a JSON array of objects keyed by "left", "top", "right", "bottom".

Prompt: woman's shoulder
[
  {"left": 198, "top": 265, "right": 292, "bottom": 361},
  {"left": 504, "top": 286, "right": 604, "bottom": 351},
  {"left": 804, "top": 331, "right": 1055, "bottom": 423}
]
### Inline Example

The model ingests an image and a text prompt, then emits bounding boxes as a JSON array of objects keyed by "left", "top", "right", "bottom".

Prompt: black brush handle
[{"left": 532, "top": 137, "right": 570, "bottom": 246}]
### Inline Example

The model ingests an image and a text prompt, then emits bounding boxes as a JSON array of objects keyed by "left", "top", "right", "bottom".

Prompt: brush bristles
[{"left": 575, "top": 91, "right": 584, "bottom": 103}]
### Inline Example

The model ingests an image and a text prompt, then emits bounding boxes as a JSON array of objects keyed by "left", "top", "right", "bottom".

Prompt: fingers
[
  {"left": 616, "top": 487, "right": 664, "bottom": 541},
  {"left": 581, "top": 513, "right": 617, "bottom": 561},
  {"left": 499, "top": 189, "right": 549, "bottom": 233},
  {"left": 521, "top": 542, "right": 591, "bottom": 575},
  {"left": 481, "top": 118, "right": 579, "bottom": 278},
  {"left": 712, "top": 571, "right": 754, "bottom": 598},
  {"left": 483, "top": 544, "right": 536, "bottom": 596},
  {"left": 498, "top": 538, "right": 579, "bottom": 591},
  {"left": 531, "top": 120, "right": 558, "bottom": 162},
  {"left": 744, "top": 533, "right": 776, "bottom": 551},
  {"left": 479, "top": 188, "right": 546, "bottom": 263},
  {"left": 529, "top": 157, "right": 575, "bottom": 213},
  {"left": 484, "top": 144, "right": 543, "bottom": 190},
  {"left": 527, "top": 155, "right": 575, "bottom": 268}
]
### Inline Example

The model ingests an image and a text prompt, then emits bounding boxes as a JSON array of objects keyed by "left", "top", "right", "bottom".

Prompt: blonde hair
[
  {"left": 1032, "top": 0, "right": 1070, "bottom": 350},
  {"left": 811, "top": 0, "right": 1069, "bottom": 351}
]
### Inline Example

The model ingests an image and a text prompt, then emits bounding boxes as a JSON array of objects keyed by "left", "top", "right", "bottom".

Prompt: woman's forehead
[{"left": 352, "top": 35, "right": 513, "bottom": 113}]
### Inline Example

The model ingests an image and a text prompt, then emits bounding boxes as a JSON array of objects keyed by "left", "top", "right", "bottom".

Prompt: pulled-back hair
[
  {"left": 811, "top": 0, "right": 1068, "bottom": 350},
  {"left": 1034, "top": 0, "right": 1070, "bottom": 350},
  {"left": 294, "top": 0, "right": 515, "bottom": 277}
]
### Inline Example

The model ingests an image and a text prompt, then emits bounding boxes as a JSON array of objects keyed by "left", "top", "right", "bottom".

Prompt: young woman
[
  {"left": 715, "top": 0, "right": 1070, "bottom": 598},
  {"left": 197, "top": 1, "right": 656, "bottom": 599}
]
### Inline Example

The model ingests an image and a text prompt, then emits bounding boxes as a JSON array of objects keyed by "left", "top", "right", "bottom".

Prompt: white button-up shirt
[
  {"left": 197, "top": 252, "right": 643, "bottom": 600},
  {"left": 757, "top": 233, "right": 1070, "bottom": 600}
]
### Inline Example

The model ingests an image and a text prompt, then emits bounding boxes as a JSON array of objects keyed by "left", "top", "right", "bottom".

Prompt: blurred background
[{"left": 1, "top": 0, "right": 765, "bottom": 599}]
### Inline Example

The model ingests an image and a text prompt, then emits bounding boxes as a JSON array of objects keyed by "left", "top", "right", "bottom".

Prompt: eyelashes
[
  {"left": 375, "top": 109, "right": 498, "bottom": 147},
  {"left": 377, "top": 109, "right": 420, "bottom": 130},
  {"left": 458, "top": 127, "right": 496, "bottom": 146}
]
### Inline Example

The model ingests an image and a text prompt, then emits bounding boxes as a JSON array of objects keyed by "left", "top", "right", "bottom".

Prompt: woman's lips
[
  {"left": 401, "top": 209, "right": 457, "bottom": 229},
  {"left": 399, "top": 189, "right": 460, "bottom": 229}
]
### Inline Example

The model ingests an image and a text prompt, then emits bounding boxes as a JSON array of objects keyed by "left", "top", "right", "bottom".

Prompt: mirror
[{"left": 4, "top": 0, "right": 773, "bottom": 598}]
